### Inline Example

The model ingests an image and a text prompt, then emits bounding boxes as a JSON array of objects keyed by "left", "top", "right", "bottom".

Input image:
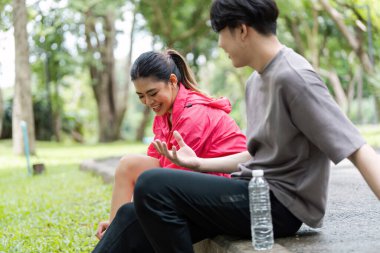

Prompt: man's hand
[{"left": 152, "top": 131, "right": 201, "bottom": 171}]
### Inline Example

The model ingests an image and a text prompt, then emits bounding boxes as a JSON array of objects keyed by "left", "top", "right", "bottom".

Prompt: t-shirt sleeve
[{"left": 289, "top": 71, "right": 365, "bottom": 164}]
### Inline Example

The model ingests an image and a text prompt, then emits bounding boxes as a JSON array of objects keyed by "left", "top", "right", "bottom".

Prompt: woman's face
[{"left": 134, "top": 77, "right": 178, "bottom": 116}]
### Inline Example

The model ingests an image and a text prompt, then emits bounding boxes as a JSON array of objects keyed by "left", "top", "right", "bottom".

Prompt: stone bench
[{"left": 193, "top": 236, "right": 289, "bottom": 253}]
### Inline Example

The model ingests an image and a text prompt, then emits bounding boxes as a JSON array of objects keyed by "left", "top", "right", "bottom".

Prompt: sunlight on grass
[{"left": 0, "top": 140, "right": 147, "bottom": 253}]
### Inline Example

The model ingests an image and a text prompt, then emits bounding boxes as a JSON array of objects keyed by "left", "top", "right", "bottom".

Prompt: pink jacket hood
[{"left": 184, "top": 90, "right": 232, "bottom": 114}]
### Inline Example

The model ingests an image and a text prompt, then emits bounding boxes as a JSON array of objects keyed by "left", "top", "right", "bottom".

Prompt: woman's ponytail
[{"left": 166, "top": 49, "right": 202, "bottom": 93}]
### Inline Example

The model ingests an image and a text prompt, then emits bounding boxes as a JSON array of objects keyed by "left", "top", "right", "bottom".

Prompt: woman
[{"left": 96, "top": 49, "right": 246, "bottom": 239}]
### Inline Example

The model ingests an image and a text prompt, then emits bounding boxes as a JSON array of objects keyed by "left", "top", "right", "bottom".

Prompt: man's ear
[{"left": 240, "top": 24, "right": 248, "bottom": 41}]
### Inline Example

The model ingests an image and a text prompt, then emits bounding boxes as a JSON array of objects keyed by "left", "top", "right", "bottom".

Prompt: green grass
[{"left": 0, "top": 140, "right": 147, "bottom": 253}]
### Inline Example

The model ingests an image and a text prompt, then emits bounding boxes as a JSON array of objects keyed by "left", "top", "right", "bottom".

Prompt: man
[{"left": 93, "top": 1, "right": 380, "bottom": 252}]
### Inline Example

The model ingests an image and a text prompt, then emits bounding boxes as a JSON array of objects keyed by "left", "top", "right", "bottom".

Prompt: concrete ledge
[
  {"left": 80, "top": 157, "right": 120, "bottom": 184},
  {"left": 193, "top": 236, "right": 290, "bottom": 253},
  {"left": 80, "top": 157, "right": 380, "bottom": 253}
]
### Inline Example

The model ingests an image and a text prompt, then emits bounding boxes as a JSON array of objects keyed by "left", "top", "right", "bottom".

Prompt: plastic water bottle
[{"left": 248, "top": 169, "right": 274, "bottom": 250}]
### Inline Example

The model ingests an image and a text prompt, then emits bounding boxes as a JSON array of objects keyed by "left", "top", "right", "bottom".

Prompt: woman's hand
[
  {"left": 96, "top": 220, "right": 110, "bottom": 240},
  {"left": 153, "top": 131, "right": 201, "bottom": 171}
]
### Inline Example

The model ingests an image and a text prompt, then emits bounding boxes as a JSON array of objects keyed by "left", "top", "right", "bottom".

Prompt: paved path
[{"left": 81, "top": 158, "right": 379, "bottom": 253}]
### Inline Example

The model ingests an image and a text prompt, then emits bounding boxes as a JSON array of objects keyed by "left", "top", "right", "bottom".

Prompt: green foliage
[
  {"left": 0, "top": 97, "right": 11, "bottom": 138},
  {"left": 0, "top": 0, "right": 12, "bottom": 31},
  {"left": 3, "top": 0, "right": 380, "bottom": 142},
  {"left": 274, "top": 0, "right": 380, "bottom": 123},
  {"left": 138, "top": 0, "right": 217, "bottom": 73},
  {"left": 199, "top": 49, "right": 251, "bottom": 129},
  {"left": 0, "top": 140, "right": 147, "bottom": 252},
  {"left": 28, "top": 1, "right": 81, "bottom": 140},
  {"left": 32, "top": 96, "right": 54, "bottom": 140},
  {"left": 69, "top": 0, "right": 125, "bottom": 15}
]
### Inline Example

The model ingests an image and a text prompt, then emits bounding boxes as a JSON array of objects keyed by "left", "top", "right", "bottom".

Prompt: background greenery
[
  {"left": 1, "top": 0, "right": 380, "bottom": 144},
  {"left": 0, "top": 140, "right": 147, "bottom": 253}
]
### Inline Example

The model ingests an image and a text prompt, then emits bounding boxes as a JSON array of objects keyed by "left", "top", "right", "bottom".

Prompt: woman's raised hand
[{"left": 152, "top": 131, "right": 201, "bottom": 171}]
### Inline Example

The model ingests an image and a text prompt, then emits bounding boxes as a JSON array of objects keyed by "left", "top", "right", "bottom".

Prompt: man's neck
[{"left": 247, "top": 34, "right": 283, "bottom": 73}]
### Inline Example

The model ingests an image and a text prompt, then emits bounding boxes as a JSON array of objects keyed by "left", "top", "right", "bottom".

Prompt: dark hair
[
  {"left": 130, "top": 49, "right": 201, "bottom": 93},
  {"left": 210, "top": 0, "right": 279, "bottom": 35}
]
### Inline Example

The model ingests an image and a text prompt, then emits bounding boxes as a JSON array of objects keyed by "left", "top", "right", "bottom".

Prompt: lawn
[{"left": 0, "top": 140, "right": 147, "bottom": 253}]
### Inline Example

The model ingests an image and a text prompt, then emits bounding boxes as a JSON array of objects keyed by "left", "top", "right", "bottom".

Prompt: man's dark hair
[{"left": 210, "top": 0, "right": 279, "bottom": 35}]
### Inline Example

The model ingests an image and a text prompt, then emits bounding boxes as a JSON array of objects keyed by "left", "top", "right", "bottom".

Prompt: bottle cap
[{"left": 251, "top": 170, "right": 264, "bottom": 177}]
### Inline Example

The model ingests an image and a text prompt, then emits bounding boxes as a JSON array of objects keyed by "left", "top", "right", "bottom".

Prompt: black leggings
[{"left": 93, "top": 169, "right": 302, "bottom": 253}]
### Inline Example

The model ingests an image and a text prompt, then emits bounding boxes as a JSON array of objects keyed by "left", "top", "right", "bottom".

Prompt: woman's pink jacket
[{"left": 147, "top": 84, "right": 247, "bottom": 177}]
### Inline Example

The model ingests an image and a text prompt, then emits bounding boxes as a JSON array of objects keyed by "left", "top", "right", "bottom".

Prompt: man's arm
[
  {"left": 348, "top": 144, "right": 380, "bottom": 199},
  {"left": 153, "top": 131, "right": 251, "bottom": 173},
  {"left": 196, "top": 151, "right": 251, "bottom": 173}
]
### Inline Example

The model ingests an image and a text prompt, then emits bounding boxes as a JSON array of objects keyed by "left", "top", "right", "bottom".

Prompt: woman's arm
[
  {"left": 153, "top": 131, "right": 251, "bottom": 173},
  {"left": 348, "top": 144, "right": 380, "bottom": 199}
]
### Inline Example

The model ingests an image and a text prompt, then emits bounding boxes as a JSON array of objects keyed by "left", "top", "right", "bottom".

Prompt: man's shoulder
[{"left": 275, "top": 52, "right": 322, "bottom": 90}]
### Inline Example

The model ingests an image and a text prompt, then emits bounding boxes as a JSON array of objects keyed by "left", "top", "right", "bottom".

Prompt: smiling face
[
  {"left": 134, "top": 77, "right": 178, "bottom": 116},
  {"left": 218, "top": 26, "right": 252, "bottom": 68}
]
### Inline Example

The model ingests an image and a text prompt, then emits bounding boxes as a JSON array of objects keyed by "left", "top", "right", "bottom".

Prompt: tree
[
  {"left": 135, "top": 105, "right": 150, "bottom": 141},
  {"left": 317, "top": 0, "right": 378, "bottom": 122},
  {"left": 30, "top": 3, "right": 79, "bottom": 141},
  {"left": 138, "top": 0, "right": 217, "bottom": 71},
  {"left": 12, "top": 0, "right": 35, "bottom": 154},
  {"left": 81, "top": 2, "right": 136, "bottom": 142},
  {"left": 318, "top": 0, "right": 373, "bottom": 73}
]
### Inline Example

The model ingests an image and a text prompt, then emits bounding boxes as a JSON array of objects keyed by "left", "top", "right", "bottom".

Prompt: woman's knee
[
  {"left": 134, "top": 169, "right": 168, "bottom": 201},
  {"left": 115, "top": 154, "right": 146, "bottom": 178}
]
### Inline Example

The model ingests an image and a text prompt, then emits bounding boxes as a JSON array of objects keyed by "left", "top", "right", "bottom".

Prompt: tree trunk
[
  {"left": 0, "top": 88, "right": 3, "bottom": 137},
  {"left": 12, "top": 0, "right": 36, "bottom": 155},
  {"left": 346, "top": 71, "right": 357, "bottom": 116},
  {"left": 85, "top": 9, "right": 135, "bottom": 142},
  {"left": 135, "top": 106, "right": 151, "bottom": 142},
  {"left": 310, "top": 7, "right": 320, "bottom": 69},
  {"left": 84, "top": 10, "right": 117, "bottom": 142},
  {"left": 116, "top": 7, "right": 137, "bottom": 139},
  {"left": 319, "top": 68, "right": 348, "bottom": 112},
  {"left": 284, "top": 16, "right": 305, "bottom": 56}
]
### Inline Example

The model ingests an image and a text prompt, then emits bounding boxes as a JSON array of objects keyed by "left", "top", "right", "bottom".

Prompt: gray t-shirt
[{"left": 232, "top": 47, "right": 365, "bottom": 228}]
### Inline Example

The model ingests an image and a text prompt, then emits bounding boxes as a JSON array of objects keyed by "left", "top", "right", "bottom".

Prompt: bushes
[{"left": 0, "top": 97, "right": 84, "bottom": 141}]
